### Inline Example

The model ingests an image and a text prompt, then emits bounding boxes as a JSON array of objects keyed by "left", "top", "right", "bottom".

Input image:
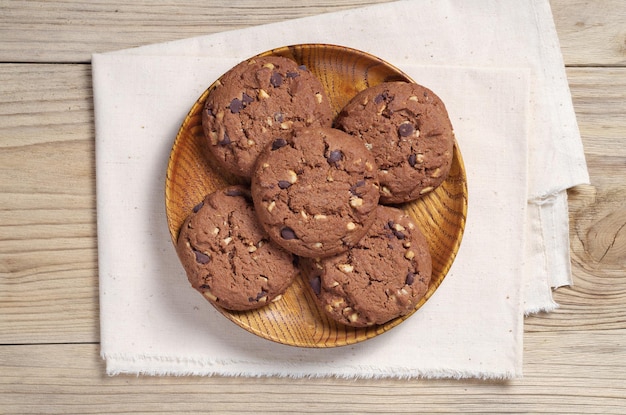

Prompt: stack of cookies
[{"left": 176, "top": 56, "right": 455, "bottom": 328}]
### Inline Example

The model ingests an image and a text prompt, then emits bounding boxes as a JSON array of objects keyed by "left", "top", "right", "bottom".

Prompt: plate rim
[{"left": 165, "top": 43, "right": 468, "bottom": 348}]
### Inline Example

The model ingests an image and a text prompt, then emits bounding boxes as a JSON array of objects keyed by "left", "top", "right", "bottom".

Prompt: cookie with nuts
[
  {"left": 251, "top": 127, "right": 380, "bottom": 258},
  {"left": 302, "top": 205, "right": 432, "bottom": 327},
  {"left": 202, "top": 56, "right": 333, "bottom": 179},
  {"left": 335, "top": 81, "right": 454, "bottom": 204},
  {"left": 176, "top": 185, "right": 299, "bottom": 311}
]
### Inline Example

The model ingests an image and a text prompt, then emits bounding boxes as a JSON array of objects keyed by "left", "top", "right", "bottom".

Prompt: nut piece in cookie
[
  {"left": 302, "top": 205, "right": 432, "bottom": 327},
  {"left": 335, "top": 81, "right": 455, "bottom": 204},
  {"left": 176, "top": 185, "right": 299, "bottom": 311},
  {"left": 251, "top": 127, "right": 380, "bottom": 258},
  {"left": 202, "top": 56, "right": 333, "bottom": 179}
]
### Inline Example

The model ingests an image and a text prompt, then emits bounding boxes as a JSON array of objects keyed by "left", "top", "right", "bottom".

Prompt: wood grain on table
[{"left": 1, "top": 1, "right": 625, "bottom": 413}]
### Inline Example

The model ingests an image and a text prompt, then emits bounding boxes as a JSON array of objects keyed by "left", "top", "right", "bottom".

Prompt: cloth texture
[{"left": 93, "top": 0, "right": 589, "bottom": 378}]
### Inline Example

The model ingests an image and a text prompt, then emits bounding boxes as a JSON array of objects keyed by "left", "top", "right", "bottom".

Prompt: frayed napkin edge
[
  {"left": 524, "top": 302, "right": 559, "bottom": 316},
  {"left": 101, "top": 352, "right": 522, "bottom": 380}
]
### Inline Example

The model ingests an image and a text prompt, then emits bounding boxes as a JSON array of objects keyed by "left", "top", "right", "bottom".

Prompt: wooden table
[{"left": 1, "top": 1, "right": 624, "bottom": 413}]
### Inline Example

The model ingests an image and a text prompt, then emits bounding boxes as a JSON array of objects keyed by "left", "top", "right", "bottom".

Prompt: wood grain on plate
[{"left": 165, "top": 44, "right": 468, "bottom": 347}]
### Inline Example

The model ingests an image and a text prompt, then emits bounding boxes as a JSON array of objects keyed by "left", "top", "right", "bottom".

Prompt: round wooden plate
[{"left": 165, "top": 44, "right": 468, "bottom": 347}]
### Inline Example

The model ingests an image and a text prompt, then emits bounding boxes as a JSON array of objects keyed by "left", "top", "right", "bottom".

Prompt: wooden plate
[{"left": 165, "top": 44, "right": 468, "bottom": 347}]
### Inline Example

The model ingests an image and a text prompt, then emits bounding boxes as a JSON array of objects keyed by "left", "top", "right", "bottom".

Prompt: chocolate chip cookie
[
  {"left": 202, "top": 56, "right": 333, "bottom": 179},
  {"left": 335, "top": 81, "right": 454, "bottom": 204},
  {"left": 176, "top": 185, "right": 299, "bottom": 311},
  {"left": 303, "top": 205, "right": 432, "bottom": 327},
  {"left": 251, "top": 127, "right": 380, "bottom": 258}
]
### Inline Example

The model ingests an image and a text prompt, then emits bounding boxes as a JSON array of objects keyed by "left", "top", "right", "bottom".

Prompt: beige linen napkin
[{"left": 93, "top": 0, "right": 588, "bottom": 378}]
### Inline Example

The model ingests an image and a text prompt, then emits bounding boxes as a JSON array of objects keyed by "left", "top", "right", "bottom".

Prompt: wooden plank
[
  {"left": 0, "top": 331, "right": 624, "bottom": 414},
  {"left": 0, "top": 0, "right": 393, "bottom": 63},
  {"left": 0, "top": 64, "right": 98, "bottom": 344},
  {"left": 550, "top": 0, "right": 626, "bottom": 66},
  {"left": 0, "top": 0, "right": 623, "bottom": 65}
]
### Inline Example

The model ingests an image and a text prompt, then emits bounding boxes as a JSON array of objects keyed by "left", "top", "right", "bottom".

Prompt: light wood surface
[{"left": 1, "top": 0, "right": 625, "bottom": 413}]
